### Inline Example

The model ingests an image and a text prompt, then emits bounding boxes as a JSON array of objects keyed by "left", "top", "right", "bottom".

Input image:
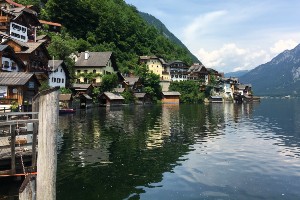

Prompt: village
[
  {"left": 0, "top": 0, "right": 262, "bottom": 199},
  {"left": 0, "top": 0, "right": 260, "bottom": 114}
]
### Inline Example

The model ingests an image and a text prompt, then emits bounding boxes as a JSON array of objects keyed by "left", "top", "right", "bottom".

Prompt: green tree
[{"left": 100, "top": 74, "right": 118, "bottom": 93}]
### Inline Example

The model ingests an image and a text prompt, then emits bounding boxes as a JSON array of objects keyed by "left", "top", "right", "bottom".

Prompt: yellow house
[
  {"left": 139, "top": 55, "right": 170, "bottom": 81},
  {"left": 74, "top": 51, "right": 118, "bottom": 84}
]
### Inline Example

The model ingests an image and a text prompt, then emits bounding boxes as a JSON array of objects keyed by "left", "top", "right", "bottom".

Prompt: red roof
[
  {"left": 5, "top": 0, "right": 23, "bottom": 7},
  {"left": 39, "top": 20, "right": 62, "bottom": 27}
]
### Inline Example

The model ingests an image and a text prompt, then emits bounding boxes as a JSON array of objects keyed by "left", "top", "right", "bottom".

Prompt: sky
[{"left": 124, "top": 0, "right": 300, "bottom": 73}]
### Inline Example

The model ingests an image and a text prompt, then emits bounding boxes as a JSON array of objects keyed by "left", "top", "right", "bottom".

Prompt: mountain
[
  {"left": 240, "top": 44, "right": 300, "bottom": 96},
  {"left": 225, "top": 70, "right": 249, "bottom": 78},
  {"left": 139, "top": 12, "right": 200, "bottom": 64},
  {"left": 32, "top": 0, "right": 198, "bottom": 73}
]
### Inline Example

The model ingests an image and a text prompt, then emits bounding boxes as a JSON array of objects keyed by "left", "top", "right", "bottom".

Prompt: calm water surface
[{"left": 57, "top": 99, "right": 300, "bottom": 200}]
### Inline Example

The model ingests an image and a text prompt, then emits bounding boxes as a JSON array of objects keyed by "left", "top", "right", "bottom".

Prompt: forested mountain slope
[{"left": 17, "top": 0, "right": 198, "bottom": 73}]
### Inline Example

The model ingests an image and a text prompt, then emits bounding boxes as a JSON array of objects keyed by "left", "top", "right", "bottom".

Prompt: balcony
[{"left": 0, "top": 16, "right": 9, "bottom": 23}]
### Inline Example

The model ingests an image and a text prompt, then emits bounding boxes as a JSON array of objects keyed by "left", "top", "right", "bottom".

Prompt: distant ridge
[
  {"left": 139, "top": 12, "right": 200, "bottom": 63},
  {"left": 225, "top": 70, "right": 249, "bottom": 78},
  {"left": 240, "top": 44, "right": 300, "bottom": 96}
]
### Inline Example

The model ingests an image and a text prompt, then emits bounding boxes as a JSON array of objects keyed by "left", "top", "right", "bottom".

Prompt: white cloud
[
  {"left": 196, "top": 43, "right": 272, "bottom": 73},
  {"left": 270, "top": 39, "right": 298, "bottom": 54},
  {"left": 183, "top": 10, "right": 227, "bottom": 42}
]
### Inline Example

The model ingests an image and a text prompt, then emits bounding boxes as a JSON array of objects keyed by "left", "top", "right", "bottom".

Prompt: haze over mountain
[
  {"left": 240, "top": 44, "right": 300, "bottom": 96},
  {"left": 225, "top": 70, "right": 249, "bottom": 78}
]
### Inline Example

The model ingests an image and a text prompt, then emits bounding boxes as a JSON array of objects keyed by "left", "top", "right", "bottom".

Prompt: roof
[
  {"left": 162, "top": 91, "right": 181, "bottom": 96},
  {"left": 18, "top": 42, "right": 42, "bottom": 53},
  {"left": 59, "top": 94, "right": 72, "bottom": 101},
  {"left": 0, "top": 72, "right": 34, "bottom": 85},
  {"left": 39, "top": 20, "right": 62, "bottom": 27},
  {"left": 0, "top": 45, "right": 9, "bottom": 52},
  {"left": 5, "top": 0, "right": 24, "bottom": 7},
  {"left": 82, "top": 94, "right": 92, "bottom": 100},
  {"left": 134, "top": 93, "right": 146, "bottom": 98},
  {"left": 124, "top": 77, "right": 140, "bottom": 86},
  {"left": 75, "top": 51, "right": 113, "bottom": 67},
  {"left": 72, "top": 84, "right": 92, "bottom": 89},
  {"left": 113, "top": 88, "right": 125, "bottom": 93},
  {"left": 101, "top": 92, "right": 124, "bottom": 100},
  {"left": 48, "top": 60, "right": 63, "bottom": 71},
  {"left": 188, "top": 64, "right": 207, "bottom": 73}
]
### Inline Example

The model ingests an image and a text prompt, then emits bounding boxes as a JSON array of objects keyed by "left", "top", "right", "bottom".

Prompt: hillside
[
  {"left": 139, "top": 12, "right": 200, "bottom": 63},
  {"left": 20, "top": 0, "right": 198, "bottom": 73},
  {"left": 240, "top": 44, "right": 300, "bottom": 96}
]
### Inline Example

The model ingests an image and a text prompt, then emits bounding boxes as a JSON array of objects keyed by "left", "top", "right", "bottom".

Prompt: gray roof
[
  {"left": 113, "top": 88, "right": 125, "bottom": 93},
  {"left": 134, "top": 93, "right": 146, "bottom": 98},
  {"left": 0, "top": 72, "right": 34, "bottom": 85},
  {"left": 18, "top": 42, "right": 42, "bottom": 53},
  {"left": 59, "top": 94, "right": 72, "bottom": 101},
  {"left": 162, "top": 91, "right": 181, "bottom": 96},
  {"left": 124, "top": 77, "right": 140, "bottom": 86},
  {"left": 48, "top": 60, "right": 63, "bottom": 71},
  {"left": 102, "top": 92, "right": 124, "bottom": 100},
  {"left": 75, "top": 51, "right": 112, "bottom": 67},
  {"left": 72, "top": 84, "right": 92, "bottom": 89}
]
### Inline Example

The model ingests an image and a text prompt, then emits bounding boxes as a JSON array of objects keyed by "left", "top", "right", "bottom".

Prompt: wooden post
[
  {"left": 36, "top": 88, "right": 59, "bottom": 200},
  {"left": 10, "top": 125, "right": 16, "bottom": 175},
  {"left": 31, "top": 99, "right": 38, "bottom": 170}
]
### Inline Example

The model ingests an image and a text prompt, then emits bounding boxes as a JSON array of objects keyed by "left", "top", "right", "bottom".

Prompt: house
[
  {"left": 79, "top": 93, "right": 93, "bottom": 109},
  {"left": 167, "top": 60, "right": 189, "bottom": 82},
  {"left": 0, "top": 72, "right": 40, "bottom": 106},
  {"left": 0, "top": 3, "right": 40, "bottom": 42},
  {"left": 187, "top": 63, "right": 208, "bottom": 84},
  {"left": 36, "top": 35, "right": 51, "bottom": 47},
  {"left": 59, "top": 93, "right": 73, "bottom": 109},
  {"left": 71, "top": 83, "right": 94, "bottom": 97},
  {"left": 48, "top": 60, "right": 70, "bottom": 88},
  {"left": 122, "top": 76, "right": 143, "bottom": 92},
  {"left": 98, "top": 92, "right": 124, "bottom": 106},
  {"left": 0, "top": 44, "right": 25, "bottom": 72},
  {"left": 74, "top": 51, "right": 118, "bottom": 84},
  {"left": 161, "top": 91, "right": 181, "bottom": 104},
  {"left": 139, "top": 55, "right": 170, "bottom": 81},
  {"left": 1, "top": 38, "right": 51, "bottom": 83},
  {"left": 134, "top": 93, "right": 152, "bottom": 104}
]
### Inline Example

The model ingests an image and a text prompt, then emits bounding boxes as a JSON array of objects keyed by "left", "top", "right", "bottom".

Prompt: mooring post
[
  {"left": 36, "top": 88, "right": 59, "bottom": 200},
  {"left": 10, "top": 125, "right": 16, "bottom": 175}
]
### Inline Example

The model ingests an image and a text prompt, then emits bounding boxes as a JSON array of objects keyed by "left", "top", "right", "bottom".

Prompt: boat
[{"left": 59, "top": 108, "right": 76, "bottom": 114}]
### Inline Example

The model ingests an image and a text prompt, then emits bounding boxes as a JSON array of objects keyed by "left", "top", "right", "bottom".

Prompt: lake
[
  {"left": 56, "top": 98, "right": 300, "bottom": 200},
  {"left": 1, "top": 99, "right": 299, "bottom": 199}
]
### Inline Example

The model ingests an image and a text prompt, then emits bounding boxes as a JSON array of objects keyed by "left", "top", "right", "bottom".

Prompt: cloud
[
  {"left": 196, "top": 43, "right": 272, "bottom": 73},
  {"left": 270, "top": 39, "right": 298, "bottom": 54},
  {"left": 183, "top": 10, "right": 228, "bottom": 42}
]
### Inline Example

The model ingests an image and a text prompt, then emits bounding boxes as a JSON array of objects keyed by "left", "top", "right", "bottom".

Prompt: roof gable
[{"left": 0, "top": 72, "right": 36, "bottom": 85}]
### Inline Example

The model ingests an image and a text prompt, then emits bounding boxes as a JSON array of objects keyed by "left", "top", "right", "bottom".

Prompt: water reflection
[{"left": 57, "top": 100, "right": 300, "bottom": 200}]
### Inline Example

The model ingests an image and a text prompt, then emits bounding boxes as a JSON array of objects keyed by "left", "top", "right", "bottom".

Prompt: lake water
[
  {"left": 56, "top": 98, "right": 300, "bottom": 200},
  {"left": 1, "top": 99, "right": 299, "bottom": 199}
]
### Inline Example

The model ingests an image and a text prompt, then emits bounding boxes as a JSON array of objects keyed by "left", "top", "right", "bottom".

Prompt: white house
[{"left": 48, "top": 60, "right": 69, "bottom": 88}]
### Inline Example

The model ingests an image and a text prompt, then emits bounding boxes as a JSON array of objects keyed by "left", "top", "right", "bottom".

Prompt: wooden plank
[
  {"left": 31, "top": 122, "right": 37, "bottom": 168},
  {"left": 0, "top": 119, "right": 39, "bottom": 126},
  {"left": 10, "top": 125, "right": 16, "bottom": 175}
]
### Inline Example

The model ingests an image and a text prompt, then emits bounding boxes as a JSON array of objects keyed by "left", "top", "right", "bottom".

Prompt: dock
[{"left": 0, "top": 112, "right": 38, "bottom": 177}]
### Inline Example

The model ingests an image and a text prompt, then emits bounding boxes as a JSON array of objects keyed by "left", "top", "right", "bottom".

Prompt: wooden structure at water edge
[{"left": 0, "top": 87, "right": 59, "bottom": 200}]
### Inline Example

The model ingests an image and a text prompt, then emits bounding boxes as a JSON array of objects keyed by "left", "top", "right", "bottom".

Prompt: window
[
  {"left": 62, "top": 79, "right": 64, "bottom": 83},
  {"left": 57, "top": 78, "right": 61, "bottom": 83},
  {"left": 93, "top": 70, "right": 96, "bottom": 73},
  {"left": 61, "top": 69, "right": 63, "bottom": 72},
  {"left": 77, "top": 70, "right": 81, "bottom": 73},
  {"left": 84, "top": 70, "right": 88, "bottom": 73}
]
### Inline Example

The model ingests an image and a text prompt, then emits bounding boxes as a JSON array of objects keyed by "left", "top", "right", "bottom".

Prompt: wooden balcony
[{"left": 0, "top": 16, "right": 9, "bottom": 23}]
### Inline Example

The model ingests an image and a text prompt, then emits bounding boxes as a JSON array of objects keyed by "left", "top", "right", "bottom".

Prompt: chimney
[{"left": 84, "top": 51, "right": 89, "bottom": 60}]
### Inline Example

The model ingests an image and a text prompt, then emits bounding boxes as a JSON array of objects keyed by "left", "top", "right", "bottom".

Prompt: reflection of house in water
[{"left": 145, "top": 105, "right": 179, "bottom": 149}]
